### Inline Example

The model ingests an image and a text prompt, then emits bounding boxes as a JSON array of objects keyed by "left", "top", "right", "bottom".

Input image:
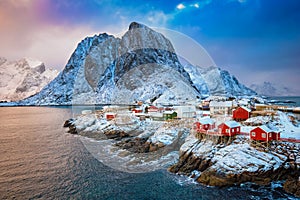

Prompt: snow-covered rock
[
  {"left": 274, "top": 111, "right": 300, "bottom": 140},
  {"left": 64, "top": 111, "right": 185, "bottom": 172},
  {"left": 169, "top": 134, "right": 300, "bottom": 187},
  {"left": 0, "top": 57, "right": 58, "bottom": 101}
]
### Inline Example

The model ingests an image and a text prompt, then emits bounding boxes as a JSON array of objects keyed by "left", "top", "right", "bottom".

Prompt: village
[
  {"left": 77, "top": 96, "right": 300, "bottom": 150},
  {"left": 64, "top": 96, "right": 300, "bottom": 195}
]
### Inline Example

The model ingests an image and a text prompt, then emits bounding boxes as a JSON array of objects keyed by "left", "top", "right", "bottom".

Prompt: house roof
[
  {"left": 199, "top": 117, "right": 215, "bottom": 125},
  {"left": 174, "top": 106, "right": 196, "bottom": 112},
  {"left": 238, "top": 99, "right": 249, "bottom": 105},
  {"left": 164, "top": 111, "right": 176, "bottom": 115},
  {"left": 224, "top": 121, "right": 240, "bottom": 128},
  {"left": 240, "top": 106, "right": 251, "bottom": 112},
  {"left": 149, "top": 105, "right": 158, "bottom": 109},
  {"left": 259, "top": 125, "right": 276, "bottom": 133},
  {"left": 149, "top": 113, "right": 163, "bottom": 118},
  {"left": 105, "top": 112, "right": 116, "bottom": 115},
  {"left": 210, "top": 101, "right": 232, "bottom": 107}
]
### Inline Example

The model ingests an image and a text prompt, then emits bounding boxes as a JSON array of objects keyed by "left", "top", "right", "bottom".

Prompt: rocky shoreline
[{"left": 64, "top": 114, "right": 300, "bottom": 197}]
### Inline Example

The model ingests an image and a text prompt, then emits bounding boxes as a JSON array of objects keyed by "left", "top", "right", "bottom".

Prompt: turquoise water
[{"left": 0, "top": 107, "right": 296, "bottom": 199}]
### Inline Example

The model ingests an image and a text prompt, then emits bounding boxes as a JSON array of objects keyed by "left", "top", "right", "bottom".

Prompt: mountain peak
[
  {"left": 0, "top": 57, "right": 58, "bottom": 102},
  {"left": 128, "top": 22, "right": 146, "bottom": 30}
]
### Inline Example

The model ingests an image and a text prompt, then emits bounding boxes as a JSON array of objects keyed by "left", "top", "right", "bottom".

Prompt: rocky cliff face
[
  {"left": 0, "top": 58, "right": 58, "bottom": 102},
  {"left": 88, "top": 22, "right": 197, "bottom": 104},
  {"left": 18, "top": 22, "right": 255, "bottom": 105},
  {"left": 19, "top": 34, "right": 109, "bottom": 105}
]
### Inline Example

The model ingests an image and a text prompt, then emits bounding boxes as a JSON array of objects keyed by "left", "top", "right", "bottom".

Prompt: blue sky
[{"left": 0, "top": 0, "right": 299, "bottom": 93}]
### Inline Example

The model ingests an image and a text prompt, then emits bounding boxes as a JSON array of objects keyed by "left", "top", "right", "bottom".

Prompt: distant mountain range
[
  {"left": 249, "top": 81, "right": 298, "bottom": 97},
  {"left": 0, "top": 57, "right": 58, "bottom": 102},
  {"left": 13, "top": 22, "right": 255, "bottom": 105}
]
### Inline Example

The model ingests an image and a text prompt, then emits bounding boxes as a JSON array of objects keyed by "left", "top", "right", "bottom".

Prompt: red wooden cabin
[
  {"left": 233, "top": 106, "right": 251, "bottom": 121},
  {"left": 132, "top": 108, "right": 143, "bottom": 113},
  {"left": 194, "top": 118, "right": 215, "bottom": 132},
  {"left": 105, "top": 112, "right": 116, "bottom": 120},
  {"left": 148, "top": 105, "right": 159, "bottom": 112},
  {"left": 218, "top": 121, "right": 241, "bottom": 136},
  {"left": 250, "top": 125, "right": 280, "bottom": 141}
]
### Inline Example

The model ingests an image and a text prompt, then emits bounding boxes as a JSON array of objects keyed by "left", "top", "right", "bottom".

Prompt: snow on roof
[
  {"left": 105, "top": 112, "right": 116, "bottom": 115},
  {"left": 199, "top": 117, "right": 215, "bottom": 125},
  {"left": 240, "top": 106, "right": 251, "bottom": 112},
  {"left": 174, "top": 106, "right": 196, "bottom": 112},
  {"left": 209, "top": 101, "right": 232, "bottom": 107},
  {"left": 149, "top": 105, "right": 158, "bottom": 109},
  {"left": 149, "top": 113, "right": 163, "bottom": 118},
  {"left": 259, "top": 125, "right": 276, "bottom": 133},
  {"left": 224, "top": 121, "right": 240, "bottom": 128},
  {"left": 164, "top": 110, "right": 176, "bottom": 114},
  {"left": 255, "top": 104, "right": 266, "bottom": 107}
]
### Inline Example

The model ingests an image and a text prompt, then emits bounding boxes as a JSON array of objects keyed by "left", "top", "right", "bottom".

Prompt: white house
[
  {"left": 174, "top": 106, "right": 196, "bottom": 118},
  {"left": 209, "top": 101, "right": 233, "bottom": 116}
]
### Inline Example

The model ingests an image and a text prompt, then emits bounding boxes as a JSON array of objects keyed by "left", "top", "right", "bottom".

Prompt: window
[
  {"left": 269, "top": 133, "right": 272, "bottom": 138},
  {"left": 237, "top": 127, "right": 240, "bottom": 132},
  {"left": 262, "top": 133, "right": 266, "bottom": 138},
  {"left": 251, "top": 132, "right": 256, "bottom": 137},
  {"left": 226, "top": 129, "right": 229, "bottom": 133}
]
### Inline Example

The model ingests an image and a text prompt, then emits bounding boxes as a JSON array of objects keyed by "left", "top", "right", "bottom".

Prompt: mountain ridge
[
  {"left": 249, "top": 81, "right": 298, "bottom": 96},
  {"left": 0, "top": 57, "right": 58, "bottom": 102},
  {"left": 17, "top": 22, "right": 255, "bottom": 105}
]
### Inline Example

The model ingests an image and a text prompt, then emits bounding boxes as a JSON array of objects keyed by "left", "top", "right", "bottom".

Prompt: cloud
[
  {"left": 227, "top": 0, "right": 248, "bottom": 4},
  {"left": 176, "top": 1, "right": 212, "bottom": 11},
  {"left": 0, "top": 0, "right": 122, "bottom": 70},
  {"left": 176, "top": 3, "right": 186, "bottom": 10},
  {"left": 193, "top": 3, "right": 200, "bottom": 8},
  {"left": 146, "top": 11, "right": 173, "bottom": 27}
]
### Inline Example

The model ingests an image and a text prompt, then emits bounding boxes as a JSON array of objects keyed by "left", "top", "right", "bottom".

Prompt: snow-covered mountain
[
  {"left": 184, "top": 64, "right": 255, "bottom": 97},
  {"left": 249, "top": 81, "right": 297, "bottom": 96},
  {"left": 0, "top": 57, "right": 58, "bottom": 102},
  {"left": 18, "top": 22, "right": 255, "bottom": 105}
]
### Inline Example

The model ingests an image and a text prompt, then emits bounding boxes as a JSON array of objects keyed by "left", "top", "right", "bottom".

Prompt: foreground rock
[
  {"left": 283, "top": 176, "right": 300, "bottom": 197},
  {"left": 169, "top": 133, "right": 300, "bottom": 195},
  {"left": 64, "top": 111, "right": 191, "bottom": 150},
  {"left": 63, "top": 111, "right": 192, "bottom": 172}
]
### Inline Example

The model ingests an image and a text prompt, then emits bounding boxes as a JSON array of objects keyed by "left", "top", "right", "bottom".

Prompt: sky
[{"left": 0, "top": 0, "right": 299, "bottom": 94}]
